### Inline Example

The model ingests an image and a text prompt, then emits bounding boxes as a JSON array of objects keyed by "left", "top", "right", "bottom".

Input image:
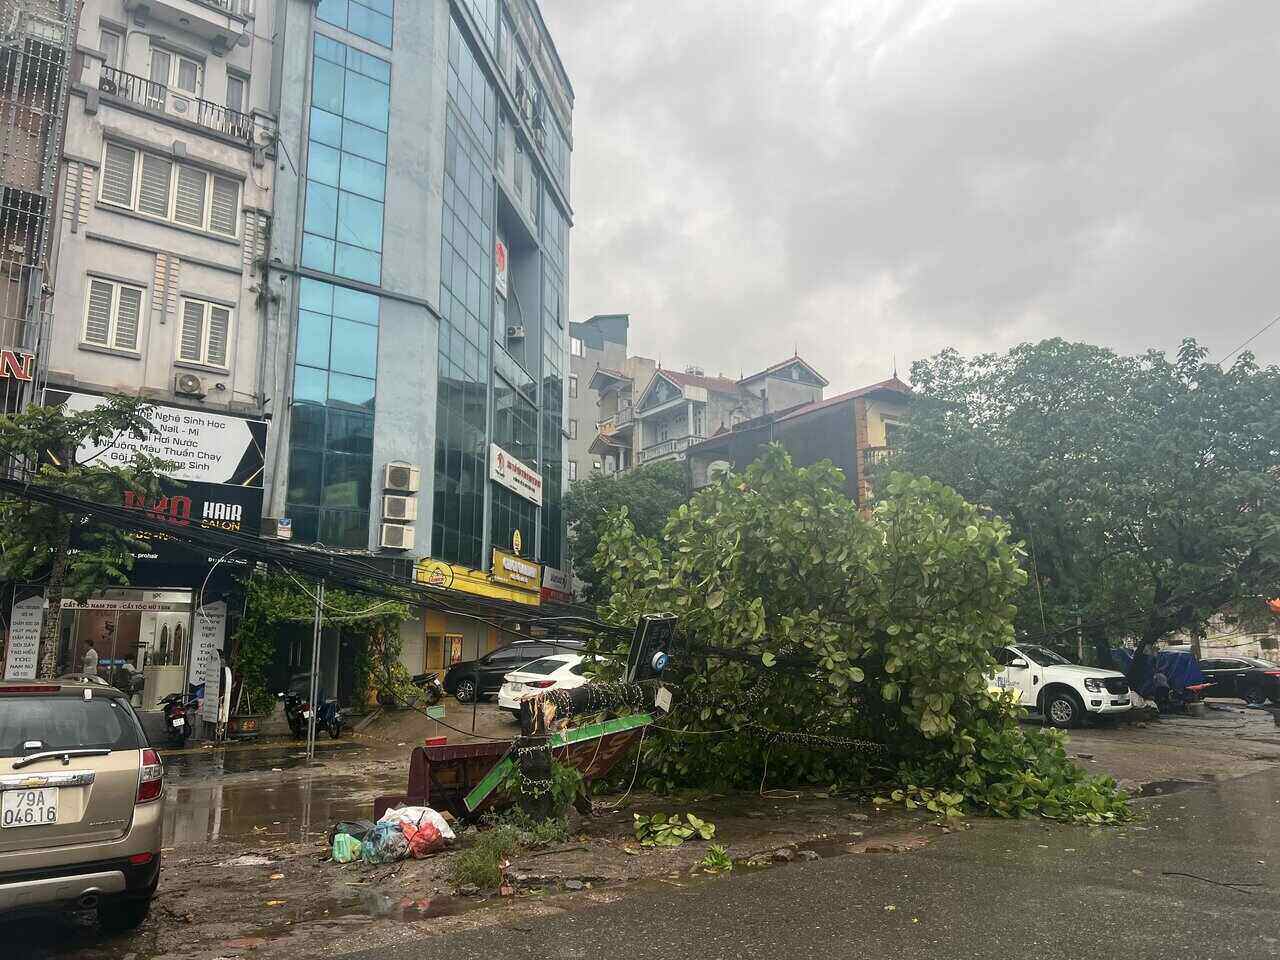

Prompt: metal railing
[
  {"left": 98, "top": 67, "right": 260, "bottom": 143},
  {"left": 638, "top": 435, "right": 700, "bottom": 463},
  {"left": 596, "top": 404, "right": 635, "bottom": 434},
  {"left": 196, "top": 0, "right": 254, "bottom": 15},
  {"left": 862, "top": 446, "right": 892, "bottom": 469}
]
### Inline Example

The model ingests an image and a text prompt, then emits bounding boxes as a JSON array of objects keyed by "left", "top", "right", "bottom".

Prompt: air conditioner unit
[
  {"left": 175, "top": 372, "right": 205, "bottom": 397},
  {"left": 507, "top": 324, "right": 526, "bottom": 340},
  {"left": 383, "top": 463, "right": 421, "bottom": 492},
  {"left": 382, "top": 494, "right": 418, "bottom": 522},
  {"left": 380, "top": 522, "right": 415, "bottom": 551}
]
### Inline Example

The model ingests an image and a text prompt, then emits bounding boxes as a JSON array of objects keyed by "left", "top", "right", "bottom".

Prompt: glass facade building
[{"left": 274, "top": 0, "right": 571, "bottom": 574}]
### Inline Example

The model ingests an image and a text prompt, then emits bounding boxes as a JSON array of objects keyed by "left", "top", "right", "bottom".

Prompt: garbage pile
[{"left": 330, "top": 806, "right": 457, "bottom": 865}]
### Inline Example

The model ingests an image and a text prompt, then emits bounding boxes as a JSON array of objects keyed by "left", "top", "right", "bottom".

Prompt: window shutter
[
  {"left": 101, "top": 145, "right": 135, "bottom": 207},
  {"left": 137, "top": 153, "right": 172, "bottom": 217},
  {"left": 209, "top": 177, "right": 239, "bottom": 236},
  {"left": 173, "top": 165, "right": 207, "bottom": 227},
  {"left": 84, "top": 279, "right": 114, "bottom": 345},
  {"left": 180, "top": 300, "right": 205, "bottom": 361},
  {"left": 114, "top": 286, "right": 142, "bottom": 351},
  {"left": 207, "top": 306, "right": 230, "bottom": 366}
]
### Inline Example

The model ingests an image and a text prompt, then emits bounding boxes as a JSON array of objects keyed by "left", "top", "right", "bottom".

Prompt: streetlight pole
[{"left": 306, "top": 579, "right": 324, "bottom": 762}]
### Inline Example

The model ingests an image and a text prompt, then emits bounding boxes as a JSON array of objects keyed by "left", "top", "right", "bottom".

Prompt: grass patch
[{"left": 449, "top": 811, "right": 572, "bottom": 890}]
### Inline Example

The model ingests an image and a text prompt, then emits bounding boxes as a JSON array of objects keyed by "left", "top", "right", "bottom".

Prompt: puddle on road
[
  {"left": 163, "top": 774, "right": 377, "bottom": 847},
  {"left": 1133, "top": 777, "right": 1215, "bottom": 798}
]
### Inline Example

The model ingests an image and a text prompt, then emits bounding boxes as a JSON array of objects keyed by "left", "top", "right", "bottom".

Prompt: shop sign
[
  {"left": 49, "top": 391, "right": 266, "bottom": 564},
  {"left": 494, "top": 237, "right": 509, "bottom": 298},
  {"left": 0, "top": 350, "right": 35, "bottom": 382},
  {"left": 3, "top": 593, "right": 44, "bottom": 679},
  {"left": 188, "top": 600, "right": 226, "bottom": 691},
  {"left": 491, "top": 548, "right": 542, "bottom": 591},
  {"left": 512, "top": 529, "right": 523, "bottom": 555},
  {"left": 540, "top": 565, "right": 573, "bottom": 604},
  {"left": 490, "top": 442, "right": 543, "bottom": 506},
  {"left": 414, "top": 559, "right": 455, "bottom": 590},
  {"left": 61, "top": 597, "right": 189, "bottom": 612},
  {"left": 277, "top": 517, "right": 293, "bottom": 541}
]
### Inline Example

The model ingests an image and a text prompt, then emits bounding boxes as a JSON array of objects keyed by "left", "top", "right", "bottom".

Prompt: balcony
[
  {"left": 638, "top": 435, "right": 701, "bottom": 464},
  {"left": 99, "top": 67, "right": 265, "bottom": 145},
  {"left": 123, "top": 0, "right": 251, "bottom": 50},
  {"left": 596, "top": 404, "right": 635, "bottom": 435},
  {"left": 862, "top": 446, "right": 892, "bottom": 469}
]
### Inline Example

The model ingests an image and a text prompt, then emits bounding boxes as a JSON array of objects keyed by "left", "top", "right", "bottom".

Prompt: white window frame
[
  {"left": 568, "top": 460, "right": 577, "bottom": 482},
  {"left": 100, "top": 28, "right": 123, "bottom": 70},
  {"left": 569, "top": 336, "right": 584, "bottom": 358},
  {"left": 568, "top": 418, "right": 577, "bottom": 440},
  {"left": 82, "top": 277, "right": 145, "bottom": 353},
  {"left": 177, "top": 297, "right": 234, "bottom": 369},
  {"left": 149, "top": 43, "right": 203, "bottom": 97},
  {"left": 226, "top": 72, "right": 248, "bottom": 114},
  {"left": 568, "top": 374, "right": 578, "bottom": 399},
  {"left": 98, "top": 142, "right": 241, "bottom": 238}
]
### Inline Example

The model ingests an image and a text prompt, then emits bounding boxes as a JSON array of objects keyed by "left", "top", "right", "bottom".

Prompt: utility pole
[
  {"left": 1076, "top": 612, "right": 1084, "bottom": 665},
  {"left": 306, "top": 579, "right": 325, "bottom": 761}
]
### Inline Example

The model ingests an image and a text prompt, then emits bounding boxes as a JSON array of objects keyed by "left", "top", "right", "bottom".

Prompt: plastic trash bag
[
  {"left": 377, "top": 805, "right": 456, "bottom": 842},
  {"left": 401, "top": 818, "right": 444, "bottom": 858},
  {"left": 332, "top": 832, "right": 363, "bottom": 864},
  {"left": 328, "top": 819, "right": 376, "bottom": 845},
  {"left": 361, "top": 822, "right": 410, "bottom": 864}
]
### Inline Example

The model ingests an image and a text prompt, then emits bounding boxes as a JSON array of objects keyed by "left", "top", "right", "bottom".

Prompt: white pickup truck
[{"left": 992, "top": 644, "right": 1133, "bottom": 728}]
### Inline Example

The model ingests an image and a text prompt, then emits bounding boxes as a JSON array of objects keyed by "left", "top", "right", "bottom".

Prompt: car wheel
[
  {"left": 327, "top": 719, "right": 342, "bottom": 738},
  {"left": 1044, "top": 690, "right": 1081, "bottom": 729},
  {"left": 455, "top": 677, "right": 477, "bottom": 703},
  {"left": 100, "top": 896, "right": 152, "bottom": 934},
  {"left": 1245, "top": 685, "right": 1267, "bottom": 705}
]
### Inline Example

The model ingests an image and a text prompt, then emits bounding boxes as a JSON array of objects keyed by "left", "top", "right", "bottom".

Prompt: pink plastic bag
[{"left": 400, "top": 818, "right": 444, "bottom": 858}]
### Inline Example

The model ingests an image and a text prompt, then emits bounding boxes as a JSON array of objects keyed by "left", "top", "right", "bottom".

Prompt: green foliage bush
[{"left": 591, "top": 446, "right": 1129, "bottom": 823}]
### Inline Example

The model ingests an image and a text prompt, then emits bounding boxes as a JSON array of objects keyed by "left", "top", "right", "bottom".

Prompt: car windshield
[
  {"left": 0, "top": 694, "right": 144, "bottom": 756},
  {"left": 1018, "top": 645, "right": 1072, "bottom": 667}
]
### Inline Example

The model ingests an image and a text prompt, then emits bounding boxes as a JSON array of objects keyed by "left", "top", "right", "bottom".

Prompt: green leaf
[
  {"left": 761, "top": 651, "right": 777, "bottom": 667},
  {"left": 706, "top": 590, "right": 725, "bottom": 610}
]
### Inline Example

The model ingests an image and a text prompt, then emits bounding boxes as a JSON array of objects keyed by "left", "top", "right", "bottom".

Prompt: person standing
[{"left": 82, "top": 639, "right": 99, "bottom": 676}]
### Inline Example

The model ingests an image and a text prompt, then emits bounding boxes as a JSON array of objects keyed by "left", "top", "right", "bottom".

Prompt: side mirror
[{"left": 1009, "top": 658, "right": 1029, "bottom": 669}]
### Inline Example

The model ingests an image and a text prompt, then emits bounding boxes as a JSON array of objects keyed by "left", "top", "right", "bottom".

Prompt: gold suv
[{"left": 0, "top": 678, "right": 164, "bottom": 932}]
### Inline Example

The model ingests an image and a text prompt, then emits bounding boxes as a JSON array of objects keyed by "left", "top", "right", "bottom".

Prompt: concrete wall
[{"left": 50, "top": 0, "right": 275, "bottom": 414}]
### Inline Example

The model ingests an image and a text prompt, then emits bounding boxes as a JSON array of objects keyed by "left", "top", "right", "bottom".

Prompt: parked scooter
[
  {"left": 410, "top": 672, "right": 444, "bottom": 707},
  {"left": 159, "top": 691, "right": 198, "bottom": 746},
  {"left": 279, "top": 689, "right": 344, "bottom": 738}
]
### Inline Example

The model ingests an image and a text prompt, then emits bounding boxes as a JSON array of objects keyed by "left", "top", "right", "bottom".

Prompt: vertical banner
[
  {"left": 188, "top": 601, "right": 227, "bottom": 698},
  {"left": 3, "top": 592, "right": 45, "bottom": 680}
]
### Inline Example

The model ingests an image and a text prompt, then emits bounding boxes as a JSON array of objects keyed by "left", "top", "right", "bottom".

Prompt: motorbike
[
  {"left": 410, "top": 672, "right": 444, "bottom": 707},
  {"left": 279, "top": 689, "right": 343, "bottom": 738},
  {"left": 158, "top": 691, "right": 198, "bottom": 746}
]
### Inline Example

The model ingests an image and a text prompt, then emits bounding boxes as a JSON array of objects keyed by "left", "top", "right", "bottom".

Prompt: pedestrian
[{"left": 82, "top": 639, "right": 99, "bottom": 676}]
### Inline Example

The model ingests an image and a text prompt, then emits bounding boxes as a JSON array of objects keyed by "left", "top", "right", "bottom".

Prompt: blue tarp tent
[{"left": 1107, "top": 649, "right": 1206, "bottom": 699}]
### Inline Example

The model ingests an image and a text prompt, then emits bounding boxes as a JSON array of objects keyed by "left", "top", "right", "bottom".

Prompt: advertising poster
[{"left": 3, "top": 592, "right": 45, "bottom": 680}]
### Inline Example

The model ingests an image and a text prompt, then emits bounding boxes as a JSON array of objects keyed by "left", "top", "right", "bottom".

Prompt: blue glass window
[
  {"left": 317, "top": 0, "right": 394, "bottom": 48},
  {"left": 302, "top": 35, "right": 389, "bottom": 286},
  {"left": 286, "top": 278, "right": 380, "bottom": 549}
]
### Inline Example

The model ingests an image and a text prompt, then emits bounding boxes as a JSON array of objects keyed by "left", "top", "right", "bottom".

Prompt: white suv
[{"left": 992, "top": 644, "right": 1132, "bottom": 728}]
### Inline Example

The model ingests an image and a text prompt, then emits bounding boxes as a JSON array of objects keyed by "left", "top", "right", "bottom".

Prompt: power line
[{"left": 1217, "top": 315, "right": 1280, "bottom": 366}]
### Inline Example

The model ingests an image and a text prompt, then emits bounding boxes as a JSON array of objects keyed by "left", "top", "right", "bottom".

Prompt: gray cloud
[{"left": 541, "top": 0, "right": 1280, "bottom": 390}]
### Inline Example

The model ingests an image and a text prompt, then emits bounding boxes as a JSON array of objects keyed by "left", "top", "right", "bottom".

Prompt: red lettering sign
[{"left": 0, "top": 351, "right": 35, "bottom": 382}]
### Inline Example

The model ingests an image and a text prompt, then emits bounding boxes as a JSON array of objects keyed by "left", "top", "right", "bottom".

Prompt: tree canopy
[
  {"left": 893, "top": 338, "right": 1280, "bottom": 662},
  {"left": 592, "top": 447, "right": 1127, "bottom": 822},
  {"left": 0, "top": 396, "right": 171, "bottom": 676},
  {"left": 564, "top": 461, "right": 688, "bottom": 603}
]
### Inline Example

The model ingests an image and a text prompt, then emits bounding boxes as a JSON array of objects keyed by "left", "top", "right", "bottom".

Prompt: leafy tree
[
  {"left": 894, "top": 338, "right": 1280, "bottom": 672},
  {"left": 0, "top": 397, "right": 170, "bottom": 677},
  {"left": 231, "top": 570, "right": 408, "bottom": 709},
  {"left": 592, "top": 447, "right": 1127, "bottom": 822},
  {"left": 564, "top": 461, "right": 688, "bottom": 603}
]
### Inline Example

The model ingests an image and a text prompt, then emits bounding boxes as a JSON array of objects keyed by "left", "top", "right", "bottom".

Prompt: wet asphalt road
[{"left": 349, "top": 769, "right": 1280, "bottom": 960}]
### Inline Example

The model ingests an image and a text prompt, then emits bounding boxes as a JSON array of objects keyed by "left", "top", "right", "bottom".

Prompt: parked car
[
  {"left": 992, "top": 644, "right": 1132, "bottom": 728},
  {"left": 1196, "top": 657, "right": 1280, "bottom": 704},
  {"left": 443, "top": 639, "right": 584, "bottom": 703},
  {"left": 0, "top": 678, "right": 164, "bottom": 931},
  {"left": 497, "top": 654, "right": 592, "bottom": 717}
]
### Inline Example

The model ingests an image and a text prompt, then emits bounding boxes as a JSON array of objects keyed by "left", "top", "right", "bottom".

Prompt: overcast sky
[{"left": 540, "top": 0, "right": 1279, "bottom": 392}]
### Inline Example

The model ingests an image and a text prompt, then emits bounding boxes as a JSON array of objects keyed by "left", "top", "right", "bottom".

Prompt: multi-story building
[
  {"left": 1, "top": 0, "right": 78, "bottom": 412},
  {"left": 687, "top": 375, "right": 911, "bottom": 505},
  {"left": 262, "top": 0, "right": 575, "bottom": 676},
  {"left": 631, "top": 357, "right": 827, "bottom": 468},
  {"left": 585, "top": 353, "right": 654, "bottom": 475},
  {"left": 22, "top": 0, "right": 276, "bottom": 692}
]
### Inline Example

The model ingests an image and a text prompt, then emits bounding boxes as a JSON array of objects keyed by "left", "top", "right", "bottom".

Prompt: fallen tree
[{"left": 591, "top": 447, "right": 1129, "bottom": 823}]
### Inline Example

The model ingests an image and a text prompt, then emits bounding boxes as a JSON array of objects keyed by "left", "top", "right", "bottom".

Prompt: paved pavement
[{"left": 347, "top": 768, "right": 1280, "bottom": 960}]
